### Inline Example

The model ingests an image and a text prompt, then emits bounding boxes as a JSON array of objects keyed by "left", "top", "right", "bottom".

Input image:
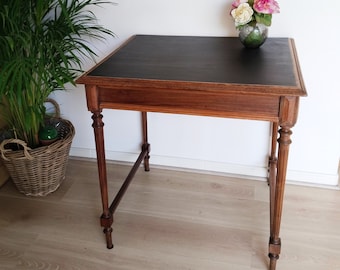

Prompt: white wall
[{"left": 52, "top": 0, "right": 340, "bottom": 187}]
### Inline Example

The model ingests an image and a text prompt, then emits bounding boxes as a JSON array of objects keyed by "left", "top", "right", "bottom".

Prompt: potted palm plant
[{"left": 0, "top": 0, "right": 114, "bottom": 195}]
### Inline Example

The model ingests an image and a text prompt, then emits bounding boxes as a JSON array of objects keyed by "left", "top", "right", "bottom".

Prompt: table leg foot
[
  {"left": 269, "top": 254, "right": 278, "bottom": 270},
  {"left": 103, "top": 227, "right": 114, "bottom": 249},
  {"left": 268, "top": 237, "right": 281, "bottom": 270},
  {"left": 100, "top": 213, "right": 114, "bottom": 249}
]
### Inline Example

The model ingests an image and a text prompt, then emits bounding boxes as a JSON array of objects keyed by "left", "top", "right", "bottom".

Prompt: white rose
[{"left": 231, "top": 3, "right": 254, "bottom": 27}]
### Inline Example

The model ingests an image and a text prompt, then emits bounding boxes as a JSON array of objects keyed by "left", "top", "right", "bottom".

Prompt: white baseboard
[
  {"left": 70, "top": 147, "right": 339, "bottom": 188},
  {"left": 286, "top": 170, "right": 339, "bottom": 188}
]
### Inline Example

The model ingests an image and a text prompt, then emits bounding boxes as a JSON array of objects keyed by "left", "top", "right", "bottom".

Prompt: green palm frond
[{"left": 0, "top": 0, "right": 114, "bottom": 147}]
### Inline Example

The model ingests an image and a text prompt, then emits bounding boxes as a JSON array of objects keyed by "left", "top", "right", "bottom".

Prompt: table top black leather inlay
[{"left": 89, "top": 35, "right": 297, "bottom": 87}]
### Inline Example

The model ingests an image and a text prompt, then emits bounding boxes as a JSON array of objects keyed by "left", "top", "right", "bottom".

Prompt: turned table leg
[
  {"left": 268, "top": 126, "right": 292, "bottom": 269},
  {"left": 268, "top": 122, "right": 278, "bottom": 185},
  {"left": 142, "top": 112, "right": 150, "bottom": 171},
  {"left": 92, "top": 111, "right": 114, "bottom": 249},
  {"left": 268, "top": 122, "right": 278, "bottom": 259}
]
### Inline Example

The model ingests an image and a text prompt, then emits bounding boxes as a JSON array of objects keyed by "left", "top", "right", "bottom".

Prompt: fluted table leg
[
  {"left": 268, "top": 126, "right": 292, "bottom": 269},
  {"left": 92, "top": 111, "right": 114, "bottom": 249}
]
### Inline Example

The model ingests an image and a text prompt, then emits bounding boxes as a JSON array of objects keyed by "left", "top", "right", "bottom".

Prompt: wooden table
[{"left": 76, "top": 35, "right": 307, "bottom": 269}]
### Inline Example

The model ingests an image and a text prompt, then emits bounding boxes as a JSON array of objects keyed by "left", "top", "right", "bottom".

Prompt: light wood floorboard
[{"left": 0, "top": 158, "right": 339, "bottom": 269}]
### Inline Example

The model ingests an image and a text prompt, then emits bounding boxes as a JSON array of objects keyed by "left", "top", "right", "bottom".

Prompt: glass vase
[{"left": 238, "top": 23, "right": 268, "bottom": 49}]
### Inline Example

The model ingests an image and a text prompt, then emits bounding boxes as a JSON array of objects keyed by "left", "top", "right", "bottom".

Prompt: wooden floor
[{"left": 0, "top": 158, "right": 339, "bottom": 270}]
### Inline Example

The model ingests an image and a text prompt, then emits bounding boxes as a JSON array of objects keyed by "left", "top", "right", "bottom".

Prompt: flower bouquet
[{"left": 230, "top": 0, "right": 280, "bottom": 48}]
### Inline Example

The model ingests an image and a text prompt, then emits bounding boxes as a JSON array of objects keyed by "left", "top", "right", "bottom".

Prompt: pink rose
[
  {"left": 253, "top": 0, "right": 280, "bottom": 14},
  {"left": 231, "top": 0, "right": 248, "bottom": 9}
]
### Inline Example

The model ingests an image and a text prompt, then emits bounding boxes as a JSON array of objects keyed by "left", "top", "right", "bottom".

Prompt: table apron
[{"left": 95, "top": 87, "right": 281, "bottom": 122}]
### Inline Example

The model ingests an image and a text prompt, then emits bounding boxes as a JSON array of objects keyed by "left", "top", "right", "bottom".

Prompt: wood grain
[{"left": 0, "top": 158, "right": 339, "bottom": 269}]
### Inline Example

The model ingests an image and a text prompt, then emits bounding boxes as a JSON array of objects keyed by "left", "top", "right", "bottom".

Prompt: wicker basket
[{"left": 0, "top": 103, "right": 75, "bottom": 196}]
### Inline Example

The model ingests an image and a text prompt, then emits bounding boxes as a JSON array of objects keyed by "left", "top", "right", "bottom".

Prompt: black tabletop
[{"left": 89, "top": 35, "right": 297, "bottom": 87}]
